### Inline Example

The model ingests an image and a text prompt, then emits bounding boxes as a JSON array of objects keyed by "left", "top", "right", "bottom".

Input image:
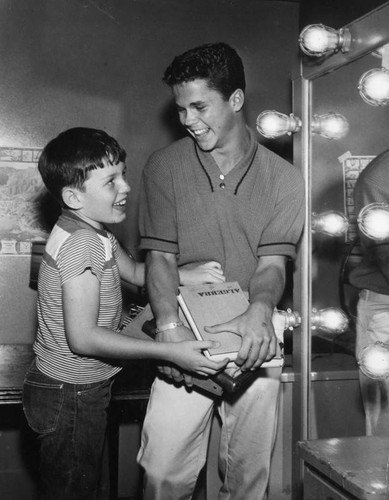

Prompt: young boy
[{"left": 22, "top": 127, "right": 227, "bottom": 500}]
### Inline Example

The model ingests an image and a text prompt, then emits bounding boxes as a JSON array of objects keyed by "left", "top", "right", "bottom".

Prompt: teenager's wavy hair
[
  {"left": 38, "top": 127, "right": 126, "bottom": 206},
  {"left": 162, "top": 42, "right": 246, "bottom": 100}
]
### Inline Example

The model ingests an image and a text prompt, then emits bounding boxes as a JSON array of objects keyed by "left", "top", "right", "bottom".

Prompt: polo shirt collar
[{"left": 194, "top": 128, "right": 258, "bottom": 193}]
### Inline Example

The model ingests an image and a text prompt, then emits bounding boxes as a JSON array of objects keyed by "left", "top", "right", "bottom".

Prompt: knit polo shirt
[
  {"left": 139, "top": 129, "right": 305, "bottom": 291},
  {"left": 349, "top": 149, "right": 389, "bottom": 295}
]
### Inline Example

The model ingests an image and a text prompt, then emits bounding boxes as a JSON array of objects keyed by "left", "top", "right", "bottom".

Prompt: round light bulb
[
  {"left": 358, "top": 342, "right": 389, "bottom": 379},
  {"left": 359, "top": 68, "right": 389, "bottom": 106},
  {"left": 312, "top": 113, "right": 349, "bottom": 140},
  {"left": 358, "top": 203, "right": 389, "bottom": 240},
  {"left": 259, "top": 114, "right": 282, "bottom": 135},
  {"left": 321, "top": 116, "right": 348, "bottom": 138},
  {"left": 312, "top": 308, "right": 349, "bottom": 333},
  {"left": 256, "top": 111, "right": 301, "bottom": 139},
  {"left": 312, "top": 211, "right": 348, "bottom": 236},
  {"left": 303, "top": 27, "right": 330, "bottom": 53},
  {"left": 322, "top": 213, "right": 348, "bottom": 235},
  {"left": 321, "top": 309, "right": 346, "bottom": 331},
  {"left": 364, "top": 72, "right": 389, "bottom": 101}
]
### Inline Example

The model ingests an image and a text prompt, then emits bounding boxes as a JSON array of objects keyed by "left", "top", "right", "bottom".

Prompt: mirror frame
[{"left": 291, "top": 2, "right": 389, "bottom": 496}]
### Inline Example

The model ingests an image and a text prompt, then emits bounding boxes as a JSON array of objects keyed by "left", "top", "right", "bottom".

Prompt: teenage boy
[
  {"left": 22, "top": 127, "right": 227, "bottom": 500},
  {"left": 138, "top": 43, "right": 305, "bottom": 499}
]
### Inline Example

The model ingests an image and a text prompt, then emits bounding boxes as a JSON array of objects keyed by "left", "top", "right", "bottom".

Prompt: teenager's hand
[
  {"left": 204, "top": 303, "right": 277, "bottom": 372},
  {"left": 179, "top": 261, "right": 225, "bottom": 285}
]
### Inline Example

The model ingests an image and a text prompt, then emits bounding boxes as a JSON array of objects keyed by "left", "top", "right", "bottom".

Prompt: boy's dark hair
[
  {"left": 163, "top": 42, "right": 246, "bottom": 101},
  {"left": 38, "top": 127, "right": 126, "bottom": 206}
]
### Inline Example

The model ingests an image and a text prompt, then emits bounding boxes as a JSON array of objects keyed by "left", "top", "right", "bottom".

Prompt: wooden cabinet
[{"left": 304, "top": 467, "right": 356, "bottom": 500}]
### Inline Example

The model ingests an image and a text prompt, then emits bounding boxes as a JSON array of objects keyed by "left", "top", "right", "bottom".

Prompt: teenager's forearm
[
  {"left": 146, "top": 250, "right": 181, "bottom": 327},
  {"left": 248, "top": 257, "right": 286, "bottom": 310}
]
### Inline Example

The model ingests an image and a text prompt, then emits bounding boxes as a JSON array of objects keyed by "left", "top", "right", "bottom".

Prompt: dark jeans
[{"left": 22, "top": 360, "right": 113, "bottom": 500}]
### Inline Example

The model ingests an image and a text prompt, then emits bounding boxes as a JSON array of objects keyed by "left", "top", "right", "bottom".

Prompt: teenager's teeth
[{"left": 193, "top": 128, "right": 208, "bottom": 136}]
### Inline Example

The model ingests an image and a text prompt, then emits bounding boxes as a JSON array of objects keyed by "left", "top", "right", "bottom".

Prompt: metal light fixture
[
  {"left": 312, "top": 112, "right": 349, "bottom": 140},
  {"left": 312, "top": 211, "right": 349, "bottom": 237},
  {"left": 358, "top": 341, "right": 389, "bottom": 380},
  {"left": 276, "top": 308, "right": 302, "bottom": 331},
  {"left": 256, "top": 110, "right": 349, "bottom": 140},
  {"left": 256, "top": 110, "right": 302, "bottom": 138},
  {"left": 299, "top": 24, "right": 351, "bottom": 57},
  {"left": 274, "top": 308, "right": 348, "bottom": 334},
  {"left": 357, "top": 202, "right": 389, "bottom": 240},
  {"left": 311, "top": 308, "right": 349, "bottom": 334}
]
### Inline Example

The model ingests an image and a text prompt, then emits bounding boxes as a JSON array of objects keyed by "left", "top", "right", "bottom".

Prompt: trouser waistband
[{"left": 360, "top": 289, "right": 389, "bottom": 302}]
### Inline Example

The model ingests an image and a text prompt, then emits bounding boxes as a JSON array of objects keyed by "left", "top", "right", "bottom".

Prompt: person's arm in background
[
  {"left": 179, "top": 260, "right": 225, "bottom": 285},
  {"left": 117, "top": 243, "right": 225, "bottom": 288}
]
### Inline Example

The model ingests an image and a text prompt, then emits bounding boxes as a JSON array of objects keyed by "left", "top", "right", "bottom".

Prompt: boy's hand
[
  {"left": 169, "top": 341, "right": 229, "bottom": 377},
  {"left": 155, "top": 324, "right": 228, "bottom": 386},
  {"left": 179, "top": 261, "right": 225, "bottom": 285},
  {"left": 155, "top": 325, "right": 194, "bottom": 384}
]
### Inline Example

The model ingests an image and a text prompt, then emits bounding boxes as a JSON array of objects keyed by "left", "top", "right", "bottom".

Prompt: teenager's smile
[{"left": 173, "top": 79, "right": 237, "bottom": 153}]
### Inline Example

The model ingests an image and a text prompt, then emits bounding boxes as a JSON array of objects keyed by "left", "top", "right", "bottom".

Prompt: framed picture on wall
[{"left": 0, "top": 146, "right": 53, "bottom": 255}]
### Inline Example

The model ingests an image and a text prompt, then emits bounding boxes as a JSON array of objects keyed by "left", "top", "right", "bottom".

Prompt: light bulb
[
  {"left": 311, "top": 308, "right": 349, "bottom": 334},
  {"left": 256, "top": 110, "right": 301, "bottom": 139},
  {"left": 312, "top": 211, "right": 349, "bottom": 237},
  {"left": 358, "top": 341, "right": 389, "bottom": 379},
  {"left": 358, "top": 68, "right": 389, "bottom": 106},
  {"left": 358, "top": 203, "right": 389, "bottom": 240},
  {"left": 303, "top": 27, "right": 331, "bottom": 53},
  {"left": 299, "top": 24, "right": 351, "bottom": 57},
  {"left": 312, "top": 113, "right": 349, "bottom": 140}
]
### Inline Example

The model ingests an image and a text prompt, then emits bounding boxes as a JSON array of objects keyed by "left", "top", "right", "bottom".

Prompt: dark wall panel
[{"left": 0, "top": 0, "right": 299, "bottom": 342}]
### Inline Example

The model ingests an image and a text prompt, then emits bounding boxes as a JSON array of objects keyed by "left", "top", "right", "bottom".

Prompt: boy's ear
[
  {"left": 62, "top": 187, "right": 82, "bottom": 209},
  {"left": 230, "top": 89, "right": 244, "bottom": 112}
]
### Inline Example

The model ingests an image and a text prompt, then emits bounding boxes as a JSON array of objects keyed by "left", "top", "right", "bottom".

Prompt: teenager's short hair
[
  {"left": 38, "top": 127, "right": 126, "bottom": 206},
  {"left": 163, "top": 42, "right": 246, "bottom": 100}
]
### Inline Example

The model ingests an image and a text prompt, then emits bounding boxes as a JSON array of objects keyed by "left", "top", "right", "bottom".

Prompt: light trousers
[
  {"left": 137, "top": 368, "right": 281, "bottom": 500},
  {"left": 356, "top": 289, "right": 389, "bottom": 436}
]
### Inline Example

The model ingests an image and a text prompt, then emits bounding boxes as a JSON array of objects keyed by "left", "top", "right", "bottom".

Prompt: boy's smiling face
[{"left": 70, "top": 160, "right": 130, "bottom": 229}]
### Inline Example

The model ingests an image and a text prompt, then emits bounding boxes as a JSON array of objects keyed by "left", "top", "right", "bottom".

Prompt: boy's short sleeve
[{"left": 57, "top": 230, "right": 106, "bottom": 284}]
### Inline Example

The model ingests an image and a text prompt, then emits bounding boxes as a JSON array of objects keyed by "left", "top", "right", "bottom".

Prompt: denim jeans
[{"left": 23, "top": 360, "right": 113, "bottom": 500}]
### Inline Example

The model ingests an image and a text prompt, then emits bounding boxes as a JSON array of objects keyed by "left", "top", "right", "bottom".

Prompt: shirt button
[
  {"left": 219, "top": 182, "right": 225, "bottom": 189},
  {"left": 219, "top": 174, "right": 225, "bottom": 180}
]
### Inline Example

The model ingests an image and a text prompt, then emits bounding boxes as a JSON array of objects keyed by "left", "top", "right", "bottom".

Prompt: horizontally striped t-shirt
[{"left": 34, "top": 210, "right": 123, "bottom": 384}]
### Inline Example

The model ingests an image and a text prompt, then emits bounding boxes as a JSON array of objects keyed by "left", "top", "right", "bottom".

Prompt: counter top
[{"left": 298, "top": 436, "right": 389, "bottom": 499}]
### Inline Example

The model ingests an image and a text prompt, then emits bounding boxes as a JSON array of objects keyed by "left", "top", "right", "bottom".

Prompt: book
[
  {"left": 120, "top": 303, "right": 278, "bottom": 395},
  {"left": 120, "top": 280, "right": 287, "bottom": 395},
  {"left": 120, "top": 304, "right": 223, "bottom": 396},
  {"left": 177, "top": 281, "right": 285, "bottom": 368}
]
